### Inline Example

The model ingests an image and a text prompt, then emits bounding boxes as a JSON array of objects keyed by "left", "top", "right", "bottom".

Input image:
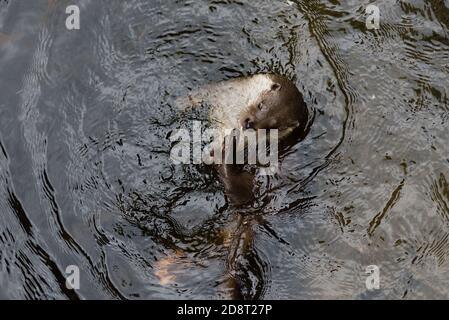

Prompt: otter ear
[{"left": 271, "top": 83, "right": 281, "bottom": 91}]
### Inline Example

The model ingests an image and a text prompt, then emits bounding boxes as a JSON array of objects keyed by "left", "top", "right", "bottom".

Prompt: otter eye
[
  {"left": 258, "top": 102, "right": 265, "bottom": 110},
  {"left": 271, "top": 83, "right": 281, "bottom": 91}
]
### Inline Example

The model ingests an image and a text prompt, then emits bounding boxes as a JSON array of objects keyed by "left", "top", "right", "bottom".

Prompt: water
[{"left": 0, "top": 0, "right": 448, "bottom": 299}]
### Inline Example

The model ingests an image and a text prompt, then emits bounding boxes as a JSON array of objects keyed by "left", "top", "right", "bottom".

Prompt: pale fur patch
[
  {"left": 176, "top": 74, "right": 275, "bottom": 159},
  {"left": 181, "top": 74, "right": 273, "bottom": 128}
]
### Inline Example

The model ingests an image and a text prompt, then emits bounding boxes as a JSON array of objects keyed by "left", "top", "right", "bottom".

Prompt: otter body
[
  {"left": 172, "top": 74, "right": 308, "bottom": 298},
  {"left": 179, "top": 73, "right": 308, "bottom": 205}
]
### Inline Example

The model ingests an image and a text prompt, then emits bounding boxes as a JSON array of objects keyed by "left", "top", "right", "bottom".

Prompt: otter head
[{"left": 239, "top": 74, "right": 308, "bottom": 139}]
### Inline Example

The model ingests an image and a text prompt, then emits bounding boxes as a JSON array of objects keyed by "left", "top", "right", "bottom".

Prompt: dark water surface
[{"left": 0, "top": 0, "right": 448, "bottom": 299}]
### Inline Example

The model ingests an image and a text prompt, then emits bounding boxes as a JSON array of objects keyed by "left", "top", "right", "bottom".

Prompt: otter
[
  {"left": 167, "top": 73, "right": 308, "bottom": 298},
  {"left": 178, "top": 73, "right": 308, "bottom": 205}
]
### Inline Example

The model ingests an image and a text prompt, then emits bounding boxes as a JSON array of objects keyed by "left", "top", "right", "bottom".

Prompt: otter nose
[{"left": 243, "top": 118, "right": 254, "bottom": 130}]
